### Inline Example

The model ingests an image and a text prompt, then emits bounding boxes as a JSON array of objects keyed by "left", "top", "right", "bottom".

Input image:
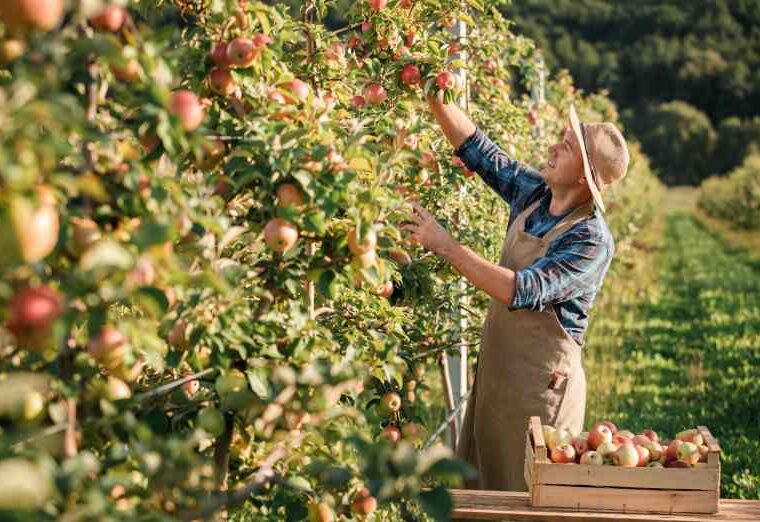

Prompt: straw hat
[{"left": 569, "top": 104, "right": 630, "bottom": 213}]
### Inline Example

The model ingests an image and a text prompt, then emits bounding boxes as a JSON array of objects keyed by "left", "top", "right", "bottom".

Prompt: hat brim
[{"left": 569, "top": 104, "right": 606, "bottom": 213}]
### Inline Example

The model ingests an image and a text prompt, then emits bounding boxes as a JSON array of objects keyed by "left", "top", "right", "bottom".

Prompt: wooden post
[{"left": 447, "top": 14, "right": 469, "bottom": 450}]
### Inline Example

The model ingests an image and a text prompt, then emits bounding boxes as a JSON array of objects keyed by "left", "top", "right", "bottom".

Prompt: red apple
[
  {"left": 268, "top": 90, "right": 287, "bottom": 104},
  {"left": 594, "top": 420, "right": 618, "bottom": 435},
  {"left": 436, "top": 71, "right": 456, "bottom": 91},
  {"left": 89, "top": 5, "right": 126, "bottom": 32},
  {"left": 0, "top": 0, "right": 64, "bottom": 33},
  {"left": 380, "top": 425, "right": 401, "bottom": 444},
  {"left": 634, "top": 444, "right": 650, "bottom": 467},
  {"left": 5, "top": 285, "right": 63, "bottom": 348},
  {"left": 361, "top": 21, "right": 372, "bottom": 32},
  {"left": 613, "top": 443, "right": 639, "bottom": 467},
  {"left": 351, "top": 488, "right": 377, "bottom": 516},
  {"left": 325, "top": 42, "right": 345, "bottom": 62},
  {"left": 181, "top": 378, "right": 200, "bottom": 398},
  {"left": 374, "top": 281, "right": 394, "bottom": 298},
  {"left": 251, "top": 33, "right": 273, "bottom": 48},
  {"left": 400, "top": 64, "right": 421, "bottom": 86},
  {"left": 528, "top": 109, "right": 539, "bottom": 126},
  {"left": 367, "top": 0, "right": 387, "bottom": 10},
  {"left": 169, "top": 90, "right": 205, "bottom": 131},
  {"left": 613, "top": 433, "right": 632, "bottom": 446},
  {"left": 550, "top": 443, "right": 576, "bottom": 464},
  {"left": 87, "top": 326, "right": 127, "bottom": 371},
  {"left": 632, "top": 434, "right": 651, "bottom": 447},
  {"left": 401, "top": 421, "right": 423, "bottom": 442},
  {"left": 596, "top": 441, "right": 619, "bottom": 459},
  {"left": 579, "top": 450, "right": 603, "bottom": 466},
  {"left": 168, "top": 319, "right": 189, "bottom": 351},
  {"left": 642, "top": 429, "right": 659, "bottom": 443},
  {"left": 276, "top": 184, "right": 303, "bottom": 207},
  {"left": 209, "top": 41, "right": 229, "bottom": 67},
  {"left": 587, "top": 424, "right": 613, "bottom": 450},
  {"left": 448, "top": 41, "right": 461, "bottom": 56},
  {"left": 350, "top": 95, "right": 366, "bottom": 109},
  {"left": 281, "top": 79, "right": 310, "bottom": 103},
  {"left": 643, "top": 440, "right": 664, "bottom": 461},
  {"left": 263, "top": 218, "right": 299, "bottom": 253},
  {"left": 381, "top": 391, "right": 401, "bottom": 413},
  {"left": 388, "top": 248, "right": 412, "bottom": 267},
  {"left": 111, "top": 59, "right": 140, "bottom": 82},
  {"left": 665, "top": 439, "right": 683, "bottom": 462},
  {"left": 226, "top": 37, "right": 260, "bottom": 68},
  {"left": 348, "top": 227, "right": 377, "bottom": 256},
  {"left": 570, "top": 436, "right": 589, "bottom": 459},
  {"left": 209, "top": 68, "right": 236, "bottom": 96},
  {"left": 364, "top": 83, "right": 386, "bottom": 105}
]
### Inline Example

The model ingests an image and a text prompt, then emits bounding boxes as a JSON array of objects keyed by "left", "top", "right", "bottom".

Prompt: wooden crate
[{"left": 524, "top": 416, "right": 722, "bottom": 515}]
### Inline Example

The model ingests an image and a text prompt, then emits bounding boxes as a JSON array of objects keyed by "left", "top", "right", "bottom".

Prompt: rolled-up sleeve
[
  {"left": 455, "top": 128, "right": 543, "bottom": 206},
  {"left": 510, "top": 230, "right": 613, "bottom": 311}
]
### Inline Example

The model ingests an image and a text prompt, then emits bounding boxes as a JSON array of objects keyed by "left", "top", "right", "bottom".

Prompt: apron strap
[
  {"left": 512, "top": 197, "right": 544, "bottom": 229},
  {"left": 542, "top": 199, "right": 595, "bottom": 244}
]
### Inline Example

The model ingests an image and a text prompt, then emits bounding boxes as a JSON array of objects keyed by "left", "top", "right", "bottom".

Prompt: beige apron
[{"left": 456, "top": 197, "right": 593, "bottom": 491}]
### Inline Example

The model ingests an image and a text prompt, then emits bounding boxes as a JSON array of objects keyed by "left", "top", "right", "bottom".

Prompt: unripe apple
[
  {"left": 400, "top": 64, "right": 421, "bottom": 86},
  {"left": 89, "top": 5, "right": 126, "bottom": 32},
  {"left": 634, "top": 444, "right": 650, "bottom": 466},
  {"left": 209, "top": 68, "right": 236, "bottom": 96},
  {"left": 550, "top": 443, "right": 576, "bottom": 464},
  {"left": 613, "top": 443, "right": 639, "bottom": 467},
  {"left": 351, "top": 488, "right": 377, "bottom": 516},
  {"left": 209, "top": 41, "right": 229, "bottom": 67},
  {"left": 348, "top": 226, "right": 377, "bottom": 255},
  {"left": 21, "top": 391, "right": 45, "bottom": 421},
  {"left": 587, "top": 423, "right": 612, "bottom": 450},
  {"left": 226, "top": 37, "right": 259, "bottom": 68},
  {"left": 197, "top": 407, "right": 225, "bottom": 437},
  {"left": 381, "top": 391, "right": 402, "bottom": 413},
  {"left": 677, "top": 441, "right": 700, "bottom": 465},
  {"left": 596, "top": 440, "right": 619, "bottom": 459},
  {"left": 281, "top": 79, "right": 310, "bottom": 103},
  {"left": 105, "top": 376, "right": 132, "bottom": 401},
  {"left": 0, "top": 0, "right": 64, "bottom": 33},
  {"left": 579, "top": 450, "right": 603, "bottom": 465},
  {"left": 380, "top": 425, "right": 401, "bottom": 443},
  {"left": 276, "top": 184, "right": 303, "bottom": 207},
  {"left": 87, "top": 327, "right": 127, "bottom": 371},
  {"left": 0, "top": 39, "right": 27, "bottom": 64},
  {"left": 215, "top": 370, "right": 248, "bottom": 397},
  {"left": 436, "top": 71, "right": 456, "bottom": 91},
  {"left": 547, "top": 428, "right": 571, "bottom": 451},
  {"left": 367, "top": 0, "right": 388, "bottom": 10},
  {"left": 263, "top": 218, "right": 299, "bottom": 253},
  {"left": 10, "top": 185, "right": 59, "bottom": 263},
  {"left": 5, "top": 285, "right": 63, "bottom": 349},
  {"left": 364, "top": 83, "right": 387, "bottom": 105},
  {"left": 676, "top": 429, "right": 704, "bottom": 446},
  {"left": 169, "top": 90, "right": 205, "bottom": 131}
]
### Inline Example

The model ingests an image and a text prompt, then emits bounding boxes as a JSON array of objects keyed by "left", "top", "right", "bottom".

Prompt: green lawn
[{"left": 585, "top": 200, "right": 760, "bottom": 499}]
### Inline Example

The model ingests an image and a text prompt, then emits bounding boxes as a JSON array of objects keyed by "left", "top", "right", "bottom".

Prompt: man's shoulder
[{"left": 564, "top": 209, "right": 615, "bottom": 256}]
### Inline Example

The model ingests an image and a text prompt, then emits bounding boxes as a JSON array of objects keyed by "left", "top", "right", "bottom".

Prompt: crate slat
[
  {"left": 533, "top": 462, "right": 719, "bottom": 491},
  {"left": 532, "top": 485, "right": 719, "bottom": 515}
]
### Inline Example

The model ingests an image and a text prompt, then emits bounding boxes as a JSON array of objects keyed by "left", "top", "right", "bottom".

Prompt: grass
[{"left": 585, "top": 190, "right": 760, "bottom": 499}]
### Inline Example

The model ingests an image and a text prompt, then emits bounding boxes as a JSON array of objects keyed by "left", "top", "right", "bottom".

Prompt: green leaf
[
  {"left": 133, "top": 222, "right": 173, "bottom": 250},
  {"left": 317, "top": 270, "right": 338, "bottom": 299},
  {"left": 246, "top": 368, "right": 270, "bottom": 400},
  {"left": 418, "top": 485, "right": 454, "bottom": 522},
  {"left": 79, "top": 240, "right": 134, "bottom": 273},
  {"left": 135, "top": 287, "right": 170, "bottom": 316}
]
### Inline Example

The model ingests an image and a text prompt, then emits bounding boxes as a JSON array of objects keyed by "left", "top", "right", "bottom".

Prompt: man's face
[{"left": 540, "top": 126, "right": 585, "bottom": 188}]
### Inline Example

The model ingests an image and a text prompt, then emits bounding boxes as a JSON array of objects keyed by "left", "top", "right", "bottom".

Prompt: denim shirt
[{"left": 455, "top": 128, "right": 615, "bottom": 347}]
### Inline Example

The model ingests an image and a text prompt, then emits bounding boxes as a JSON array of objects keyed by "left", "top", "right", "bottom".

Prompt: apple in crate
[
  {"left": 632, "top": 434, "right": 651, "bottom": 446},
  {"left": 596, "top": 440, "right": 619, "bottom": 459},
  {"left": 571, "top": 435, "right": 589, "bottom": 459},
  {"left": 676, "top": 428, "right": 704, "bottom": 446},
  {"left": 677, "top": 441, "right": 701, "bottom": 465},
  {"left": 642, "top": 429, "right": 659, "bottom": 443},
  {"left": 617, "top": 429, "right": 635, "bottom": 439},
  {"left": 541, "top": 425, "right": 556, "bottom": 448},
  {"left": 579, "top": 450, "right": 603, "bottom": 466},
  {"left": 647, "top": 461, "right": 664, "bottom": 468},
  {"left": 666, "top": 459, "right": 691, "bottom": 468},
  {"left": 550, "top": 443, "right": 576, "bottom": 464},
  {"left": 613, "top": 432, "right": 633, "bottom": 445},
  {"left": 635, "top": 444, "right": 650, "bottom": 466},
  {"left": 613, "top": 444, "right": 639, "bottom": 467},
  {"left": 587, "top": 423, "right": 613, "bottom": 450},
  {"left": 595, "top": 420, "right": 617, "bottom": 434},
  {"left": 665, "top": 439, "right": 684, "bottom": 463},
  {"left": 643, "top": 440, "right": 664, "bottom": 461},
  {"left": 547, "top": 427, "right": 571, "bottom": 451}
]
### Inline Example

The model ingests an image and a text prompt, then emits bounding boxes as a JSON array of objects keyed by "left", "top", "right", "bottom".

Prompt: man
[{"left": 403, "top": 95, "right": 630, "bottom": 491}]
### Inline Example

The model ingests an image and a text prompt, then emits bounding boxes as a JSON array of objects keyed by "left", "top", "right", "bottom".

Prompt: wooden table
[{"left": 451, "top": 489, "right": 760, "bottom": 521}]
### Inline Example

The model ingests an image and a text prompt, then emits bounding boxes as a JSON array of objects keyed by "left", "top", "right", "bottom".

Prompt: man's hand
[{"left": 402, "top": 202, "right": 455, "bottom": 254}]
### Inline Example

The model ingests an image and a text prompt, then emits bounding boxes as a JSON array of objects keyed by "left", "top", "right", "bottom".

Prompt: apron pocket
[{"left": 548, "top": 365, "right": 585, "bottom": 433}]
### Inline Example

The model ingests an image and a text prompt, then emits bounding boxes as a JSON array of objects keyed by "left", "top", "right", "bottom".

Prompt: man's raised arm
[{"left": 426, "top": 92, "right": 477, "bottom": 150}]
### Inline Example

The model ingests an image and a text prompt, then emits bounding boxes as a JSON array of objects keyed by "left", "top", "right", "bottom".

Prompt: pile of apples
[{"left": 542, "top": 421, "right": 712, "bottom": 468}]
